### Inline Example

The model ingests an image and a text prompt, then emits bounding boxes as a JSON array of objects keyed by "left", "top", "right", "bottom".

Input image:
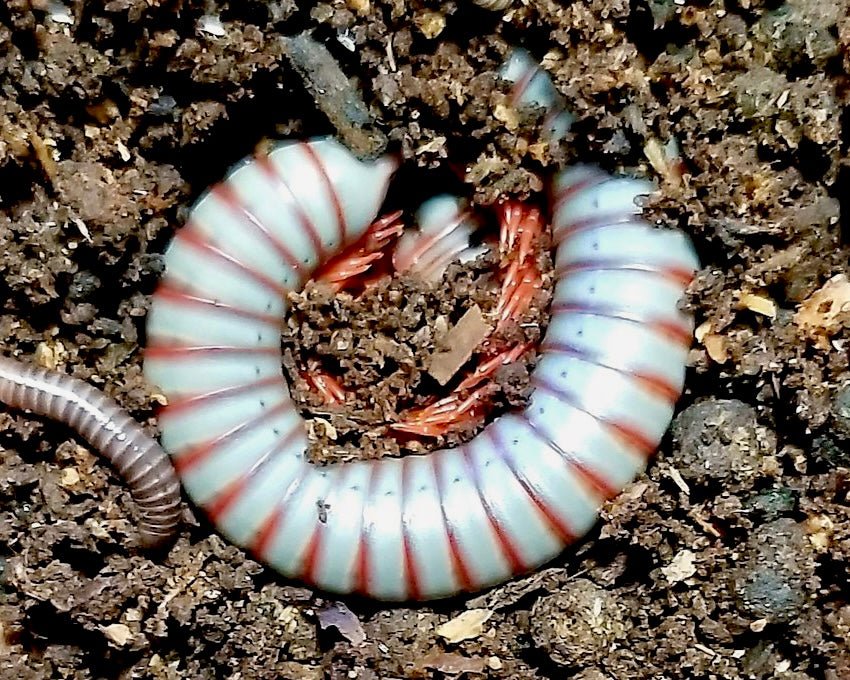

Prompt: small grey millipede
[{"left": 0, "top": 355, "right": 181, "bottom": 546}]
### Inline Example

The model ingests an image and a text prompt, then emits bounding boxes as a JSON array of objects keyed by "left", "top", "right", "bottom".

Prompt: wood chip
[
  {"left": 34, "top": 342, "right": 57, "bottom": 370},
  {"left": 665, "top": 467, "right": 691, "bottom": 495},
  {"left": 436, "top": 609, "right": 493, "bottom": 643},
  {"left": 418, "top": 651, "right": 487, "bottom": 675},
  {"left": 313, "top": 418, "right": 338, "bottom": 440},
  {"left": 661, "top": 549, "right": 697, "bottom": 584},
  {"left": 59, "top": 467, "right": 80, "bottom": 488},
  {"left": 750, "top": 618, "right": 768, "bottom": 632},
  {"left": 414, "top": 10, "right": 446, "bottom": 39},
  {"left": 703, "top": 333, "right": 729, "bottom": 364},
  {"left": 695, "top": 321, "right": 728, "bottom": 363},
  {"left": 493, "top": 103, "right": 520, "bottom": 131},
  {"left": 345, "top": 0, "right": 370, "bottom": 14},
  {"left": 644, "top": 136, "right": 684, "bottom": 187},
  {"left": 739, "top": 292, "right": 777, "bottom": 318},
  {"left": 24, "top": 122, "right": 58, "bottom": 183},
  {"left": 804, "top": 514, "right": 834, "bottom": 552},
  {"left": 794, "top": 274, "right": 850, "bottom": 347},
  {"left": 101, "top": 623, "right": 133, "bottom": 646},
  {"left": 427, "top": 305, "right": 491, "bottom": 386}
]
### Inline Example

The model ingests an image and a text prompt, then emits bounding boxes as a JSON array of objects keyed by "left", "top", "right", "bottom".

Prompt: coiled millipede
[{"left": 143, "top": 136, "right": 698, "bottom": 601}]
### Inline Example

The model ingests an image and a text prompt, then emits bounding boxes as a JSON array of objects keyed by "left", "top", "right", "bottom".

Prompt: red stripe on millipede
[
  {"left": 353, "top": 463, "right": 379, "bottom": 596},
  {"left": 174, "top": 400, "right": 292, "bottom": 474},
  {"left": 551, "top": 173, "right": 607, "bottom": 216},
  {"left": 531, "top": 375, "right": 657, "bottom": 459},
  {"left": 299, "top": 142, "right": 348, "bottom": 245},
  {"left": 211, "top": 183, "right": 306, "bottom": 280},
  {"left": 431, "top": 454, "right": 475, "bottom": 593},
  {"left": 249, "top": 467, "right": 308, "bottom": 559},
  {"left": 300, "top": 469, "right": 345, "bottom": 586},
  {"left": 251, "top": 509, "right": 282, "bottom": 560},
  {"left": 555, "top": 260, "right": 695, "bottom": 287},
  {"left": 553, "top": 213, "right": 641, "bottom": 243},
  {"left": 541, "top": 341, "right": 680, "bottom": 405},
  {"left": 607, "top": 421, "right": 657, "bottom": 458},
  {"left": 153, "top": 281, "right": 283, "bottom": 327},
  {"left": 164, "top": 376, "right": 282, "bottom": 417},
  {"left": 459, "top": 444, "right": 528, "bottom": 575},
  {"left": 484, "top": 425, "right": 577, "bottom": 545},
  {"left": 353, "top": 535, "right": 370, "bottom": 596},
  {"left": 400, "top": 459, "right": 423, "bottom": 600},
  {"left": 145, "top": 344, "right": 279, "bottom": 361},
  {"left": 175, "top": 223, "right": 289, "bottom": 298},
  {"left": 508, "top": 63, "right": 536, "bottom": 107},
  {"left": 632, "top": 371, "right": 681, "bottom": 403},
  {"left": 517, "top": 412, "right": 619, "bottom": 501},
  {"left": 550, "top": 302, "right": 693, "bottom": 348},
  {"left": 204, "top": 423, "right": 306, "bottom": 523},
  {"left": 542, "top": 106, "right": 566, "bottom": 133},
  {"left": 253, "top": 152, "right": 326, "bottom": 261},
  {"left": 299, "top": 527, "right": 323, "bottom": 587},
  {"left": 204, "top": 476, "right": 249, "bottom": 522}
]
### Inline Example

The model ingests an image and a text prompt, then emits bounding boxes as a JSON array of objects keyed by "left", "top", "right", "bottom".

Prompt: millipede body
[
  {"left": 0, "top": 355, "right": 182, "bottom": 547},
  {"left": 144, "top": 136, "right": 698, "bottom": 601}
]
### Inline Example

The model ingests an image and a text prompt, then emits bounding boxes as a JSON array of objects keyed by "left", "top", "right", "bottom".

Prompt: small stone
[
  {"left": 530, "top": 579, "right": 628, "bottom": 667},
  {"left": 734, "top": 519, "right": 815, "bottom": 623},
  {"left": 746, "top": 486, "right": 797, "bottom": 520},
  {"left": 670, "top": 399, "right": 775, "bottom": 489}
]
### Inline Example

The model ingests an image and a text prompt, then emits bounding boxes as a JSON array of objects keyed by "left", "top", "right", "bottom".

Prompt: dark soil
[{"left": 1, "top": 1, "right": 849, "bottom": 678}]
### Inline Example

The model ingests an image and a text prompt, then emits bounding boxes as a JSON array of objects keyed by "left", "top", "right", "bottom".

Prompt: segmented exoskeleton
[{"left": 144, "top": 136, "right": 698, "bottom": 600}]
